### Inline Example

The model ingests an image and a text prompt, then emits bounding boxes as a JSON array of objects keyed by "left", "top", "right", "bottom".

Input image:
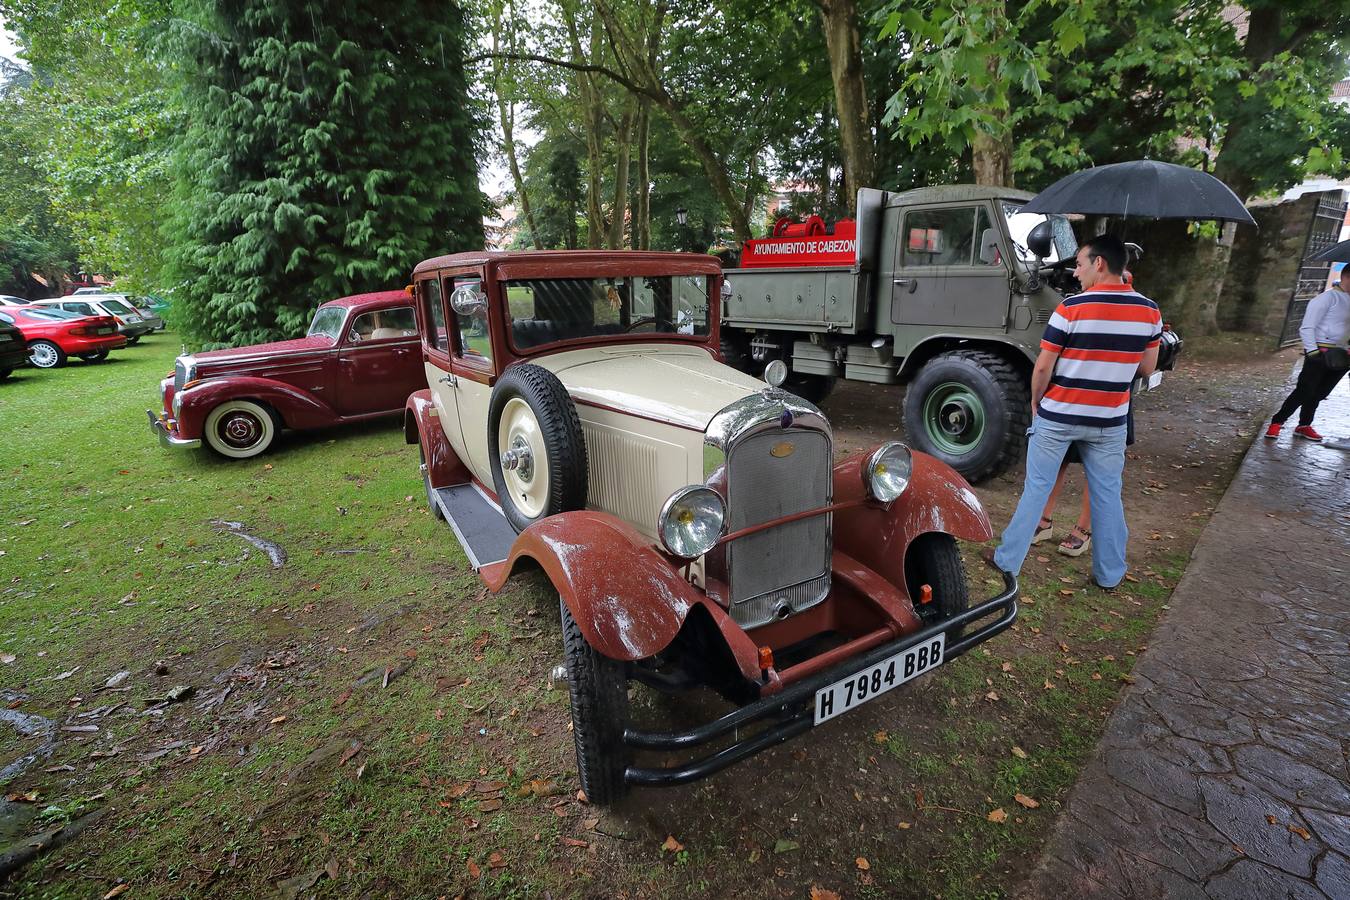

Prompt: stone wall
[{"left": 1118, "top": 219, "right": 1234, "bottom": 336}]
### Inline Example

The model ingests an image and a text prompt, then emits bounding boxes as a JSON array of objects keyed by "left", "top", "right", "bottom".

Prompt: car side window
[
  {"left": 421, "top": 279, "right": 447, "bottom": 353},
  {"left": 901, "top": 207, "right": 981, "bottom": 268},
  {"left": 66, "top": 302, "right": 95, "bottom": 315},
  {"left": 348, "top": 306, "right": 417, "bottom": 342},
  {"left": 451, "top": 276, "right": 491, "bottom": 366}
]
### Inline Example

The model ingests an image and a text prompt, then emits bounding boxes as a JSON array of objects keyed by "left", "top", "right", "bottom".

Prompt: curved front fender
[
  {"left": 832, "top": 450, "right": 992, "bottom": 602},
  {"left": 404, "top": 390, "right": 471, "bottom": 488},
  {"left": 175, "top": 376, "right": 335, "bottom": 436},
  {"left": 483, "top": 511, "right": 758, "bottom": 669}
]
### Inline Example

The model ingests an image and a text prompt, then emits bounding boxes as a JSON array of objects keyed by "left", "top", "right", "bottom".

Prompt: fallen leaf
[
  {"left": 856, "top": 856, "right": 870, "bottom": 871},
  {"left": 1265, "top": 815, "right": 1278, "bottom": 825},
  {"left": 354, "top": 761, "right": 367, "bottom": 780},
  {"left": 466, "top": 859, "right": 481, "bottom": 879},
  {"left": 1014, "top": 793, "right": 1040, "bottom": 809},
  {"left": 1289, "top": 825, "right": 1311, "bottom": 840},
  {"left": 810, "top": 886, "right": 842, "bottom": 900},
  {"left": 773, "top": 838, "right": 800, "bottom": 854},
  {"left": 661, "top": 835, "right": 685, "bottom": 853},
  {"left": 0, "top": 653, "right": 15, "bottom": 664},
  {"left": 873, "top": 730, "right": 889, "bottom": 744},
  {"left": 487, "top": 851, "right": 507, "bottom": 869},
  {"left": 984, "top": 690, "right": 999, "bottom": 702},
  {"left": 1044, "top": 679, "right": 1056, "bottom": 690},
  {"left": 412, "top": 733, "right": 430, "bottom": 747},
  {"left": 5, "top": 791, "right": 39, "bottom": 803},
  {"left": 987, "top": 808, "right": 1007, "bottom": 823},
  {"left": 560, "top": 836, "right": 589, "bottom": 848},
  {"left": 896, "top": 821, "right": 911, "bottom": 830},
  {"left": 270, "top": 715, "right": 287, "bottom": 725},
  {"left": 102, "top": 886, "right": 130, "bottom": 899},
  {"left": 1011, "top": 746, "right": 1028, "bottom": 759},
  {"left": 1059, "top": 589, "right": 1075, "bottom": 596},
  {"left": 478, "top": 798, "right": 502, "bottom": 812},
  {"left": 1000, "top": 662, "right": 1013, "bottom": 672},
  {"left": 339, "top": 740, "right": 362, "bottom": 766}
]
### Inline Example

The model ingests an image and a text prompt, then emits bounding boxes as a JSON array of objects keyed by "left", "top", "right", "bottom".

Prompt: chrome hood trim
[{"left": 705, "top": 388, "right": 830, "bottom": 458}]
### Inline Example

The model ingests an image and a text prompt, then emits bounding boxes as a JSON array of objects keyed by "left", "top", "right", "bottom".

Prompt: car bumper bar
[
  {"left": 622, "top": 571, "right": 1018, "bottom": 787},
  {"left": 146, "top": 409, "right": 201, "bottom": 449}
]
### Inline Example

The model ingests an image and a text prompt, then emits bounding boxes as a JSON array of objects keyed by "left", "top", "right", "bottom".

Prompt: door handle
[
  {"left": 893, "top": 278, "right": 918, "bottom": 294},
  {"left": 438, "top": 373, "right": 456, "bottom": 387}
]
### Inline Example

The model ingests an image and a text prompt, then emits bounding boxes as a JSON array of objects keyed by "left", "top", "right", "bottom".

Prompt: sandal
[
  {"left": 1058, "top": 525, "right": 1091, "bottom": 558},
  {"left": 1032, "top": 517, "right": 1054, "bottom": 545}
]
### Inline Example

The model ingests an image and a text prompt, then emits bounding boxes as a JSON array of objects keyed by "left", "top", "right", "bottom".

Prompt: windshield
[
  {"left": 100, "top": 298, "right": 134, "bottom": 315},
  {"left": 503, "top": 275, "right": 711, "bottom": 350},
  {"left": 1003, "top": 203, "right": 1077, "bottom": 266},
  {"left": 307, "top": 306, "right": 345, "bottom": 340}
]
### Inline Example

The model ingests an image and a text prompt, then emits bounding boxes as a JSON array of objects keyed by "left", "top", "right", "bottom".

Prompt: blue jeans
[{"left": 993, "top": 418, "right": 1130, "bottom": 588}]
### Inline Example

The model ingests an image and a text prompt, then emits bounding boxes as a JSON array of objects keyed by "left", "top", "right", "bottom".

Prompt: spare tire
[{"left": 488, "top": 363, "right": 589, "bottom": 532}]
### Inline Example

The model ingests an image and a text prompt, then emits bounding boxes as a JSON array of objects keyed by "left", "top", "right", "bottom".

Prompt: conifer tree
[{"left": 164, "top": 0, "right": 483, "bottom": 346}]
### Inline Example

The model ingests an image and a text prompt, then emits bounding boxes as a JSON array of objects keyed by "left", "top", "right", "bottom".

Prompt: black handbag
[{"left": 1320, "top": 346, "right": 1349, "bottom": 373}]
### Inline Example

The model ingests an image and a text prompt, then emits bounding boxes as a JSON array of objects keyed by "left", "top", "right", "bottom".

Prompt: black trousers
[{"left": 1272, "top": 352, "right": 1348, "bottom": 426}]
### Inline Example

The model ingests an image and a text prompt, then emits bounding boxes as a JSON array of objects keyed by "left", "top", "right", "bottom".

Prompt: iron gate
[{"left": 1280, "top": 191, "right": 1348, "bottom": 347}]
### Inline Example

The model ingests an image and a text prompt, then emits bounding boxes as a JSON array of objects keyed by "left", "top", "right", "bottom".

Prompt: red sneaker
[
  {"left": 1294, "top": 425, "right": 1323, "bottom": 442},
  {"left": 1264, "top": 422, "right": 1282, "bottom": 439}
]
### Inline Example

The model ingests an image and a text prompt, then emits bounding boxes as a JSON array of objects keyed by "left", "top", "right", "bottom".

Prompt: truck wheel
[
  {"left": 904, "top": 533, "right": 969, "bottom": 641},
  {"left": 783, "top": 372, "right": 835, "bottom": 405},
  {"left": 418, "top": 444, "right": 444, "bottom": 521},
  {"left": 560, "top": 596, "right": 631, "bottom": 804},
  {"left": 903, "top": 350, "right": 1029, "bottom": 483},
  {"left": 488, "top": 364, "right": 588, "bottom": 533},
  {"left": 719, "top": 331, "right": 755, "bottom": 374},
  {"left": 202, "top": 399, "right": 280, "bottom": 459}
]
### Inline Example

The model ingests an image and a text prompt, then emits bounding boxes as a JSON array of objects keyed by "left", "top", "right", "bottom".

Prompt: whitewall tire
[{"left": 203, "top": 399, "right": 279, "bottom": 459}]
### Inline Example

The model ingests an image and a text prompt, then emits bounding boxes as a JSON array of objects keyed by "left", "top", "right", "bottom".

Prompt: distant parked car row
[{"left": 0, "top": 288, "right": 168, "bottom": 376}]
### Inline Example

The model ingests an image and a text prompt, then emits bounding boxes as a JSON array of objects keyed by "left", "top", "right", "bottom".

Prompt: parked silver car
[{"left": 34, "top": 296, "right": 156, "bottom": 343}]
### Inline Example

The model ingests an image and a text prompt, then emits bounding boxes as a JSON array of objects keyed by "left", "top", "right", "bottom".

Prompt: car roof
[
  {"left": 318, "top": 290, "right": 412, "bottom": 310},
  {"left": 412, "top": 250, "right": 723, "bottom": 278}
]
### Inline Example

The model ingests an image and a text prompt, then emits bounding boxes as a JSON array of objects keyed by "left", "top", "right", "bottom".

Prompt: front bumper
[
  {"left": 147, "top": 409, "right": 201, "bottom": 449},
  {"left": 623, "top": 571, "right": 1019, "bottom": 787}
]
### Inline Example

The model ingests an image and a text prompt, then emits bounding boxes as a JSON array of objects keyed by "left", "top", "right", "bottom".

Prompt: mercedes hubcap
[{"left": 221, "top": 413, "right": 262, "bottom": 448}]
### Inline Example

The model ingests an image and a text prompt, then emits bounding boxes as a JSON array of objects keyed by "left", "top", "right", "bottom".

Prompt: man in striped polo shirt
[{"left": 991, "top": 234, "right": 1162, "bottom": 590}]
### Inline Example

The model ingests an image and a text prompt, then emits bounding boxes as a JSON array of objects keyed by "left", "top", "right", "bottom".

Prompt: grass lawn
[{"left": 0, "top": 335, "right": 1267, "bottom": 899}]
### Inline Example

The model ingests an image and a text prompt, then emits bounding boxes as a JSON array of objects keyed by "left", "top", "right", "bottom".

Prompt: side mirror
[
  {"left": 1026, "top": 221, "right": 1054, "bottom": 260},
  {"left": 978, "top": 228, "right": 1002, "bottom": 265},
  {"left": 450, "top": 284, "right": 487, "bottom": 317}
]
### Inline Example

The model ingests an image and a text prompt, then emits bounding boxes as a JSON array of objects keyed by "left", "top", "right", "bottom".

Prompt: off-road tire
[
  {"left": 904, "top": 533, "right": 970, "bottom": 642},
  {"left": 559, "top": 596, "right": 630, "bottom": 804},
  {"left": 783, "top": 372, "right": 836, "bottom": 405},
  {"left": 718, "top": 330, "right": 756, "bottom": 375},
  {"left": 418, "top": 444, "right": 444, "bottom": 521},
  {"left": 27, "top": 340, "right": 66, "bottom": 369},
  {"left": 903, "top": 350, "right": 1030, "bottom": 483},
  {"left": 488, "top": 364, "right": 588, "bottom": 533}
]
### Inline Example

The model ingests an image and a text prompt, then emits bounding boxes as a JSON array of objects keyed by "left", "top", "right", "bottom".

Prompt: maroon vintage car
[{"left": 147, "top": 290, "right": 423, "bottom": 458}]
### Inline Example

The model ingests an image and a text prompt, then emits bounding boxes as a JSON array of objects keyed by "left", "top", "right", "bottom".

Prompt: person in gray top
[{"left": 1265, "top": 267, "right": 1350, "bottom": 442}]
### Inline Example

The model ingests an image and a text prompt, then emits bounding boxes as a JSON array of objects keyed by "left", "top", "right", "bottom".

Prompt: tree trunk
[
  {"left": 491, "top": 2, "right": 542, "bottom": 249},
  {"left": 608, "top": 98, "right": 637, "bottom": 248},
  {"left": 657, "top": 95, "right": 752, "bottom": 240},
  {"left": 1210, "top": 4, "right": 1287, "bottom": 203},
  {"left": 972, "top": 44, "right": 1013, "bottom": 187},
  {"left": 742, "top": 152, "right": 760, "bottom": 237},
  {"left": 562, "top": 2, "right": 606, "bottom": 248},
  {"left": 634, "top": 100, "right": 650, "bottom": 249},
  {"left": 813, "top": 0, "right": 874, "bottom": 208}
]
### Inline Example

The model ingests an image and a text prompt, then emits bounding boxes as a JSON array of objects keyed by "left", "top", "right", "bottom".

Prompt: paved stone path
[{"left": 1022, "top": 375, "right": 1350, "bottom": 899}]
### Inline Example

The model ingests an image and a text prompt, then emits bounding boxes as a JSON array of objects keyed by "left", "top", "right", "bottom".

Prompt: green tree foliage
[{"left": 163, "top": 0, "right": 484, "bottom": 346}]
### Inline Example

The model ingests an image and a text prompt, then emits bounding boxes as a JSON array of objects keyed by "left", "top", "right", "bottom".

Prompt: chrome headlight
[
  {"left": 866, "top": 441, "right": 913, "bottom": 502},
  {"left": 658, "top": 485, "right": 726, "bottom": 559}
]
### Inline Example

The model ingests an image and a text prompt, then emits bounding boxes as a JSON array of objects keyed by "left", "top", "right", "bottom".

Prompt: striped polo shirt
[{"left": 1038, "top": 283, "right": 1162, "bottom": 427}]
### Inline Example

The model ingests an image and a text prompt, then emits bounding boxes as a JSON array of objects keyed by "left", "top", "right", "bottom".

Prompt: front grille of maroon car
[{"left": 724, "top": 426, "right": 831, "bottom": 629}]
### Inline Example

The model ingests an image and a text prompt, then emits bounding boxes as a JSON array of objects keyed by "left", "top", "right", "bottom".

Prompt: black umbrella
[
  {"left": 1312, "top": 240, "right": 1350, "bottom": 263},
  {"left": 1021, "top": 160, "right": 1256, "bottom": 225}
]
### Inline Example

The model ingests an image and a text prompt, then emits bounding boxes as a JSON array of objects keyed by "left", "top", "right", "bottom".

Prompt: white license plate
[
  {"left": 1146, "top": 370, "right": 1163, "bottom": 390},
  {"left": 814, "top": 633, "right": 945, "bottom": 725},
  {"left": 96, "top": 327, "right": 114, "bottom": 335},
  {"left": 0, "top": 334, "right": 10, "bottom": 342}
]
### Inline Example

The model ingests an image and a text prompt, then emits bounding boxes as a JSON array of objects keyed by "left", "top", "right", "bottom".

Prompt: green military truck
[{"left": 719, "top": 185, "right": 1171, "bottom": 483}]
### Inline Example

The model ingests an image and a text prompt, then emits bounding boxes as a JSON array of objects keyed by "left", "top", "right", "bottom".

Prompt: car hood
[
  {"left": 194, "top": 335, "right": 334, "bottom": 369},
  {"left": 532, "top": 343, "right": 766, "bottom": 431}
]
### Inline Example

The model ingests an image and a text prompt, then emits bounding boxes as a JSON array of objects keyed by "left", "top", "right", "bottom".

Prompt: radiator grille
[
  {"left": 725, "top": 428, "right": 831, "bottom": 626},
  {"left": 174, "top": 359, "right": 187, "bottom": 392}
]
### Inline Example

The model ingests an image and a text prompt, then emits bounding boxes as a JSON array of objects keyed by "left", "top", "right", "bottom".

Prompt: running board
[{"left": 432, "top": 484, "right": 518, "bottom": 570}]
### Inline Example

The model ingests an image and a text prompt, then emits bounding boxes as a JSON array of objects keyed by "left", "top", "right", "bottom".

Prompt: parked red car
[
  {"left": 0, "top": 306, "right": 127, "bottom": 369},
  {"left": 148, "top": 290, "right": 423, "bottom": 458}
]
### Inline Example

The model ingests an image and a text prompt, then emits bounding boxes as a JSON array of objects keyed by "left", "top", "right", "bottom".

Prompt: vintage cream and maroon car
[
  {"left": 403, "top": 251, "right": 1017, "bottom": 803},
  {"left": 149, "top": 290, "right": 422, "bottom": 458}
]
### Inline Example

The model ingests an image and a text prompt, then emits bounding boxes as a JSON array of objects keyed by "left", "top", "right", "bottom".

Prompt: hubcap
[
  {"left": 922, "top": 382, "right": 987, "bottom": 455},
  {"left": 220, "top": 412, "right": 263, "bottom": 449},
  {"left": 30, "top": 344, "right": 56, "bottom": 367},
  {"left": 500, "top": 436, "right": 534, "bottom": 480},
  {"left": 498, "top": 398, "right": 549, "bottom": 518}
]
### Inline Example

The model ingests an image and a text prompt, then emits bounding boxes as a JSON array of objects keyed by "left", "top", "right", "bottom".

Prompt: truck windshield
[
  {"left": 307, "top": 306, "right": 345, "bottom": 340},
  {"left": 1002, "top": 203, "right": 1077, "bottom": 266},
  {"left": 503, "top": 275, "right": 712, "bottom": 351}
]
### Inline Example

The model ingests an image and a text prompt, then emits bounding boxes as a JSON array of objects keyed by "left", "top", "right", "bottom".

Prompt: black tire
[
  {"left": 27, "top": 340, "right": 66, "bottom": 369},
  {"left": 419, "top": 444, "right": 444, "bottom": 521},
  {"left": 783, "top": 372, "right": 836, "bottom": 405},
  {"left": 488, "top": 364, "right": 588, "bottom": 533},
  {"left": 904, "top": 533, "right": 970, "bottom": 641},
  {"left": 719, "top": 330, "right": 755, "bottom": 374},
  {"left": 79, "top": 350, "right": 109, "bottom": 363},
  {"left": 902, "top": 350, "right": 1030, "bottom": 483},
  {"left": 560, "top": 596, "right": 630, "bottom": 804},
  {"left": 0, "top": 368, "right": 11, "bottom": 381},
  {"left": 127, "top": 336, "right": 141, "bottom": 346}
]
